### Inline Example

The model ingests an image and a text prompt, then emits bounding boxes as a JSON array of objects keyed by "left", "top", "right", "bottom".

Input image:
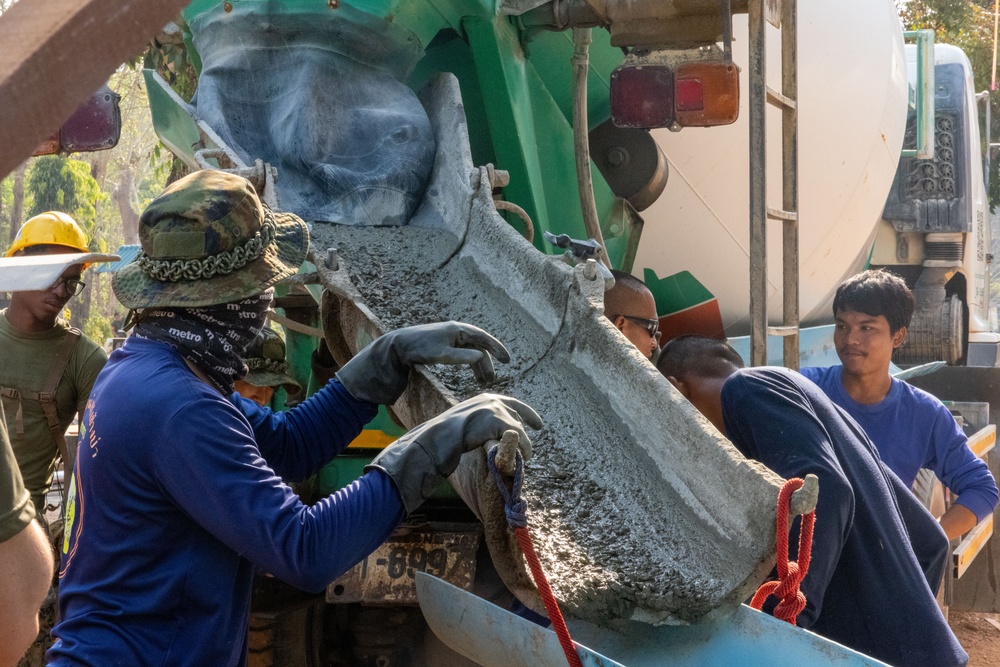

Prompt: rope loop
[
  {"left": 486, "top": 444, "right": 582, "bottom": 667},
  {"left": 487, "top": 446, "right": 527, "bottom": 529},
  {"left": 750, "top": 477, "right": 816, "bottom": 626}
]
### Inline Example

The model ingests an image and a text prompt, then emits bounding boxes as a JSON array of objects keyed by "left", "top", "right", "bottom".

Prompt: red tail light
[
  {"left": 610, "top": 65, "right": 675, "bottom": 129},
  {"left": 675, "top": 78, "right": 705, "bottom": 111}
]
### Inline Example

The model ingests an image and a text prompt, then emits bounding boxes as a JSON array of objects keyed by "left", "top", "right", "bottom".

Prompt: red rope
[
  {"left": 750, "top": 477, "right": 816, "bottom": 625},
  {"left": 514, "top": 526, "right": 583, "bottom": 667}
]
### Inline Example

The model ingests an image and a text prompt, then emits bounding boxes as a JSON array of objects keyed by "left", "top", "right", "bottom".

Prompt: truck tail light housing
[
  {"left": 33, "top": 86, "right": 122, "bottom": 157},
  {"left": 674, "top": 61, "right": 740, "bottom": 127},
  {"left": 610, "top": 61, "right": 740, "bottom": 129}
]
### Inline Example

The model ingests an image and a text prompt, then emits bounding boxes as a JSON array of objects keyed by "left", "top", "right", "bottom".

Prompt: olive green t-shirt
[
  {"left": 0, "top": 312, "right": 107, "bottom": 502},
  {"left": 0, "top": 410, "right": 33, "bottom": 542}
]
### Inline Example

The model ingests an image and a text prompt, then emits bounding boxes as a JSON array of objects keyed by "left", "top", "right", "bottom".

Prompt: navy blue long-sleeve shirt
[
  {"left": 721, "top": 367, "right": 966, "bottom": 667},
  {"left": 50, "top": 337, "right": 405, "bottom": 666}
]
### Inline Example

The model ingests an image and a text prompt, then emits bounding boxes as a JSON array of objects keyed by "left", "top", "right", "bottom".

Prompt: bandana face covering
[{"left": 132, "top": 289, "right": 274, "bottom": 394}]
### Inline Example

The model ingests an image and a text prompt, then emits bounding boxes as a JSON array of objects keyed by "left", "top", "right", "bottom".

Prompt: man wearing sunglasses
[
  {"left": 0, "top": 212, "right": 109, "bottom": 666},
  {"left": 604, "top": 269, "right": 661, "bottom": 360}
]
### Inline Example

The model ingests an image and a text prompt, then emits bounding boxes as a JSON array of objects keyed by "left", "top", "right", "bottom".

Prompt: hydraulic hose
[{"left": 571, "top": 27, "right": 609, "bottom": 267}]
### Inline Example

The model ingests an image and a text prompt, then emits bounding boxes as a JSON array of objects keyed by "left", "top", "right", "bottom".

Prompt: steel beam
[{"left": 0, "top": 0, "right": 190, "bottom": 179}]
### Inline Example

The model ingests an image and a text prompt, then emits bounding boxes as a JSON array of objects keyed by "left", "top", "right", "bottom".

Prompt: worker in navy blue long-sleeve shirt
[
  {"left": 48, "top": 170, "right": 541, "bottom": 667},
  {"left": 657, "top": 335, "right": 967, "bottom": 667}
]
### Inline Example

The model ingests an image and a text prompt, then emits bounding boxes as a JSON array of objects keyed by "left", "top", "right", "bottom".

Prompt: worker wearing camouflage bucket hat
[
  {"left": 50, "top": 169, "right": 542, "bottom": 667},
  {"left": 233, "top": 326, "right": 302, "bottom": 408}
]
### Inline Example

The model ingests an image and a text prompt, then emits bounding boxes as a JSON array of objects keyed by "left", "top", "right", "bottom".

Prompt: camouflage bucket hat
[
  {"left": 244, "top": 327, "right": 302, "bottom": 396},
  {"left": 113, "top": 170, "right": 309, "bottom": 308}
]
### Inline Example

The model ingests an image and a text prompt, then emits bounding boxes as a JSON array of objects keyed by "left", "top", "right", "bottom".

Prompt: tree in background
[
  {"left": 0, "top": 65, "right": 170, "bottom": 343},
  {"left": 85, "top": 65, "right": 167, "bottom": 247},
  {"left": 26, "top": 157, "right": 105, "bottom": 232},
  {"left": 26, "top": 157, "right": 107, "bottom": 332},
  {"left": 7, "top": 165, "right": 26, "bottom": 246},
  {"left": 0, "top": 0, "right": 171, "bottom": 341},
  {"left": 79, "top": 65, "right": 171, "bottom": 344}
]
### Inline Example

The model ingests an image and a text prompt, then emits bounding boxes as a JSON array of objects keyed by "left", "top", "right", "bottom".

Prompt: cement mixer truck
[{"left": 101, "top": 0, "right": 995, "bottom": 664}]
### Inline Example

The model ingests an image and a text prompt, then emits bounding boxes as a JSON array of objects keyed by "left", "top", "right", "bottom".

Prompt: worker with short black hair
[
  {"left": 604, "top": 269, "right": 660, "bottom": 360},
  {"left": 800, "top": 269, "right": 998, "bottom": 540},
  {"left": 657, "top": 335, "right": 967, "bottom": 667}
]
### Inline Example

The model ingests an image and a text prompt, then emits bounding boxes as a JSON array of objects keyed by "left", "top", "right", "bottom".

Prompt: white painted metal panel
[{"left": 634, "top": 0, "right": 908, "bottom": 336}]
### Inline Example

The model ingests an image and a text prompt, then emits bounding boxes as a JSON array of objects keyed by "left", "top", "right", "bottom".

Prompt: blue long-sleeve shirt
[
  {"left": 49, "top": 337, "right": 405, "bottom": 667},
  {"left": 801, "top": 365, "right": 999, "bottom": 522},
  {"left": 722, "top": 368, "right": 966, "bottom": 667}
]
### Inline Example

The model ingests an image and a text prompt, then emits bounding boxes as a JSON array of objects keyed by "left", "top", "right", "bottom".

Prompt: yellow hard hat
[{"left": 6, "top": 211, "right": 89, "bottom": 257}]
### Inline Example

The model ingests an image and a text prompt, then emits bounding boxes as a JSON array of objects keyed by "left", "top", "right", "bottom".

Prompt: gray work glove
[
  {"left": 336, "top": 321, "right": 510, "bottom": 406},
  {"left": 366, "top": 393, "right": 542, "bottom": 513}
]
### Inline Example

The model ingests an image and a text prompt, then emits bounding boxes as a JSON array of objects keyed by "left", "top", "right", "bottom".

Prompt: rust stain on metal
[
  {"left": 764, "top": 0, "right": 781, "bottom": 28},
  {"left": 327, "top": 522, "right": 481, "bottom": 605}
]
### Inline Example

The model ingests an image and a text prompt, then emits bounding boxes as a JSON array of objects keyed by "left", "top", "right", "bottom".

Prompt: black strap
[{"left": 43, "top": 329, "right": 81, "bottom": 504}]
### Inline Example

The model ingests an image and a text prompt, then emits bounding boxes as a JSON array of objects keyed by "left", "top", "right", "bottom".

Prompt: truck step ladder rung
[
  {"left": 766, "top": 207, "right": 798, "bottom": 222},
  {"left": 766, "top": 86, "right": 797, "bottom": 110},
  {"left": 967, "top": 424, "right": 996, "bottom": 459},
  {"left": 954, "top": 514, "right": 994, "bottom": 579},
  {"left": 750, "top": 0, "right": 799, "bottom": 369}
]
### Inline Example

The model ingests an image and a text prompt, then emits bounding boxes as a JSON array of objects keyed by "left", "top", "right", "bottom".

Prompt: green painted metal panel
[
  {"left": 182, "top": 0, "right": 487, "bottom": 51},
  {"left": 523, "top": 27, "right": 620, "bottom": 130},
  {"left": 644, "top": 269, "right": 716, "bottom": 313},
  {"left": 409, "top": 31, "right": 498, "bottom": 168},
  {"left": 143, "top": 68, "right": 209, "bottom": 169},
  {"left": 318, "top": 454, "right": 371, "bottom": 494},
  {"left": 347, "top": 0, "right": 452, "bottom": 47},
  {"left": 283, "top": 327, "right": 318, "bottom": 395},
  {"left": 464, "top": 15, "right": 629, "bottom": 265}
]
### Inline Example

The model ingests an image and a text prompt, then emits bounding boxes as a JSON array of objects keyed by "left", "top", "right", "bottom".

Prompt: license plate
[{"left": 327, "top": 522, "right": 481, "bottom": 604}]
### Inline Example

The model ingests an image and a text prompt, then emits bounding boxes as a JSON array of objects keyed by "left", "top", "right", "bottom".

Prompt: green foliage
[
  {"left": 26, "top": 157, "right": 108, "bottom": 239},
  {"left": 148, "top": 142, "right": 174, "bottom": 190},
  {"left": 899, "top": 0, "right": 975, "bottom": 33},
  {"left": 143, "top": 16, "right": 198, "bottom": 103},
  {"left": 83, "top": 312, "right": 114, "bottom": 347}
]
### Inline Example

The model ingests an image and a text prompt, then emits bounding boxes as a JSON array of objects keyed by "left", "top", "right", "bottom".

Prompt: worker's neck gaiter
[{"left": 132, "top": 289, "right": 273, "bottom": 394}]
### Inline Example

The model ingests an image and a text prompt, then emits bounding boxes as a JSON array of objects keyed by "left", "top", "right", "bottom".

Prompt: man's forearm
[
  {"left": 0, "top": 520, "right": 53, "bottom": 667},
  {"left": 939, "top": 504, "right": 979, "bottom": 541}
]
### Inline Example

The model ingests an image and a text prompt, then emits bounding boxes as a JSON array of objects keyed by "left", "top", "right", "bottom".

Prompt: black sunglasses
[
  {"left": 619, "top": 314, "right": 659, "bottom": 338},
  {"left": 51, "top": 276, "right": 86, "bottom": 297}
]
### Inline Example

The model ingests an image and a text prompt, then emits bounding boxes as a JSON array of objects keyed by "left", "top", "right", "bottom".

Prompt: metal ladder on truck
[{"left": 748, "top": 0, "right": 800, "bottom": 369}]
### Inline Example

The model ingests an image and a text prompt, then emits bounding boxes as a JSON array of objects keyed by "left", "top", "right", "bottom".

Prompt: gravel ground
[{"left": 950, "top": 611, "right": 1000, "bottom": 666}]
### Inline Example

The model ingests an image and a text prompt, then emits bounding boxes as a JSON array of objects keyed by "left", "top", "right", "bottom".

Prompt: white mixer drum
[{"left": 633, "top": 0, "right": 908, "bottom": 335}]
